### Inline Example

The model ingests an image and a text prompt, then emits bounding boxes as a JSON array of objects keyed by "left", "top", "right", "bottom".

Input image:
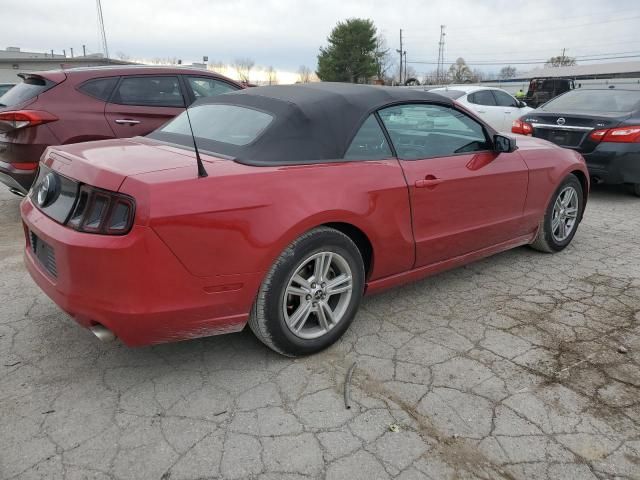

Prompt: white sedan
[{"left": 428, "top": 86, "right": 533, "bottom": 132}]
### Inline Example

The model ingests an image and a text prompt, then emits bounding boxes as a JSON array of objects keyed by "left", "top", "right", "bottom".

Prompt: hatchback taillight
[
  {"left": 0, "top": 110, "right": 58, "bottom": 131},
  {"left": 589, "top": 126, "right": 640, "bottom": 143},
  {"left": 67, "top": 185, "right": 135, "bottom": 235}
]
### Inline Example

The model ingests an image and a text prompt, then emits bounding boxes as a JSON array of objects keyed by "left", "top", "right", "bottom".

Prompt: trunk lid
[
  {"left": 42, "top": 137, "right": 205, "bottom": 192},
  {"left": 522, "top": 111, "right": 627, "bottom": 153}
]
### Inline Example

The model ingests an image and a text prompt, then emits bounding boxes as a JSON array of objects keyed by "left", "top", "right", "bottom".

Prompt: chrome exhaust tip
[{"left": 89, "top": 324, "right": 117, "bottom": 342}]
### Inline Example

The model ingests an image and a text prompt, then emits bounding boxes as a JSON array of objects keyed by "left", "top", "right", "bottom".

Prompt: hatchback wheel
[
  {"left": 249, "top": 227, "right": 365, "bottom": 356},
  {"left": 530, "top": 174, "right": 584, "bottom": 253}
]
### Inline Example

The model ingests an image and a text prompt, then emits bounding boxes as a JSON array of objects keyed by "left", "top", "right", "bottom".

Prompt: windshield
[
  {"left": 0, "top": 76, "right": 55, "bottom": 107},
  {"left": 541, "top": 89, "right": 640, "bottom": 114},
  {"left": 148, "top": 103, "right": 274, "bottom": 155}
]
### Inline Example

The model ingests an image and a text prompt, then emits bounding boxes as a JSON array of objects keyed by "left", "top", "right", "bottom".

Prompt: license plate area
[{"left": 29, "top": 230, "right": 57, "bottom": 278}]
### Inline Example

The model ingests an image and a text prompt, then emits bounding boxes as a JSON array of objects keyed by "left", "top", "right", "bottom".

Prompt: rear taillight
[
  {"left": 589, "top": 125, "right": 640, "bottom": 143},
  {"left": 67, "top": 185, "right": 135, "bottom": 235},
  {"left": 512, "top": 120, "right": 533, "bottom": 135},
  {"left": 0, "top": 110, "right": 58, "bottom": 131}
]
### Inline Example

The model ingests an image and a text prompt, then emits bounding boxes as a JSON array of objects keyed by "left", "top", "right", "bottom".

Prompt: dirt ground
[{"left": 1, "top": 185, "right": 639, "bottom": 480}]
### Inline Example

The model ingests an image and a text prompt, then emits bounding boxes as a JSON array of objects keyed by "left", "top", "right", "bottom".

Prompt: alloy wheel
[
  {"left": 551, "top": 185, "right": 579, "bottom": 242},
  {"left": 282, "top": 251, "right": 353, "bottom": 340}
]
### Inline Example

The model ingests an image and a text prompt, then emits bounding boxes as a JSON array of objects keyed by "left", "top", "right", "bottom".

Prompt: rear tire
[
  {"left": 248, "top": 227, "right": 365, "bottom": 357},
  {"left": 530, "top": 174, "right": 584, "bottom": 253}
]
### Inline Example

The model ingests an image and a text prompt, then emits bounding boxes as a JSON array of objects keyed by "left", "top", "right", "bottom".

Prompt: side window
[
  {"left": 344, "top": 115, "right": 392, "bottom": 160},
  {"left": 78, "top": 77, "right": 119, "bottom": 101},
  {"left": 492, "top": 90, "right": 519, "bottom": 107},
  {"left": 378, "top": 104, "right": 490, "bottom": 160},
  {"left": 468, "top": 90, "right": 497, "bottom": 106},
  {"left": 186, "top": 77, "right": 238, "bottom": 99},
  {"left": 112, "top": 76, "right": 183, "bottom": 107}
]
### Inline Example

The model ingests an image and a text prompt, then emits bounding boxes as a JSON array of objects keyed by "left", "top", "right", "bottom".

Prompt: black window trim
[
  {"left": 468, "top": 89, "right": 497, "bottom": 107},
  {"left": 75, "top": 75, "right": 121, "bottom": 101},
  {"left": 374, "top": 101, "right": 495, "bottom": 162},
  {"left": 107, "top": 74, "right": 187, "bottom": 108},
  {"left": 490, "top": 89, "right": 518, "bottom": 108}
]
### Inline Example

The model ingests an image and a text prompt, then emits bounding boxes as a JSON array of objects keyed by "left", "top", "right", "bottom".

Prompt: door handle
[
  {"left": 114, "top": 119, "right": 141, "bottom": 125},
  {"left": 504, "top": 111, "right": 512, "bottom": 114},
  {"left": 415, "top": 175, "right": 443, "bottom": 188},
  {"left": 476, "top": 110, "right": 486, "bottom": 113}
]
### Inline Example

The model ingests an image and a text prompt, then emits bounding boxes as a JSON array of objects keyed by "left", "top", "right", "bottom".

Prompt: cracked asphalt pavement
[{"left": 1, "top": 186, "right": 639, "bottom": 480}]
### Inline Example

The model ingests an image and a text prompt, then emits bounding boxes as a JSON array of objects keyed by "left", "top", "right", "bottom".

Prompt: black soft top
[{"left": 191, "top": 83, "right": 454, "bottom": 165}]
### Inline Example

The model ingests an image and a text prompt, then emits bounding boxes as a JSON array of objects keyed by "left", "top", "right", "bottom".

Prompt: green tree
[{"left": 317, "top": 18, "right": 378, "bottom": 83}]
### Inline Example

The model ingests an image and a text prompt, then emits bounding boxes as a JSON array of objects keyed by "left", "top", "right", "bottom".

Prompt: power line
[
  {"left": 407, "top": 53, "right": 640, "bottom": 66},
  {"left": 402, "top": 13, "right": 640, "bottom": 41}
]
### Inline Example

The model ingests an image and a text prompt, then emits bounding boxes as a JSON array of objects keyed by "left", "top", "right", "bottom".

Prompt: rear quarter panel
[
  {"left": 515, "top": 136, "right": 589, "bottom": 229},
  {"left": 120, "top": 157, "right": 415, "bottom": 282}
]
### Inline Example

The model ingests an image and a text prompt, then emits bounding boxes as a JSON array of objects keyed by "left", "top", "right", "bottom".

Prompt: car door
[
  {"left": 491, "top": 89, "right": 523, "bottom": 131},
  {"left": 378, "top": 103, "right": 529, "bottom": 268},
  {"left": 464, "top": 90, "right": 504, "bottom": 130},
  {"left": 104, "top": 75, "right": 185, "bottom": 138}
]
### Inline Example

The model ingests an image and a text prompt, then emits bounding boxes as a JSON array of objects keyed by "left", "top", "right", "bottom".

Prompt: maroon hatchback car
[{"left": 0, "top": 66, "right": 242, "bottom": 195}]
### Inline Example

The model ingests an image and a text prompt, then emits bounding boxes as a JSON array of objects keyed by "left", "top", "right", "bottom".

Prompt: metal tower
[{"left": 96, "top": 0, "right": 109, "bottom": 59}]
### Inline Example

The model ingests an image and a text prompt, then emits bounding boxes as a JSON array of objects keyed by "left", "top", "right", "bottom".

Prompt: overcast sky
[{"left": 2, "top": 0, "right": 640, "bottom": 76}]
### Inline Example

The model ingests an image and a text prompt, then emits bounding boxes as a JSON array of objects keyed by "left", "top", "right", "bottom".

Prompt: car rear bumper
[
  {"left": 21, "top": 197, "right": 263, "bottom": 346},
  {"left": 0, "top": 140, "right": 47, "bottom": 192},
  {"left": 583, "top": 143, "right": 640, "bottom": 185},
  {"left": 0, "top": 159, "right": 39, "bottom": 194}
]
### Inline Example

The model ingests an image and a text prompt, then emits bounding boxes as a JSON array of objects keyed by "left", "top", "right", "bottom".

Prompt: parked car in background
[
  {"left": 0, "top": 66, "right": 242, "bottom": 195},
  {"left": 429, "top": 85, "right": 533, "bottom": 131},
  {"left": 513, "top": 88, "right": 640, "bottom": 196},
  {"left": 0, "top": 83, "right": 15, "bottom": 97},
  {"left": 22, "top": 83, "right": 588, "bottom": 356},
  {"left": 525, "top": 77, "right": 575, "bottom": 108}
]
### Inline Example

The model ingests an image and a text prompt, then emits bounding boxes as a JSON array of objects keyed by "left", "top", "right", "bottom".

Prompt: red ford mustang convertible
[{"left": 21, "top": 83, "right": 589, "bottom": 356}]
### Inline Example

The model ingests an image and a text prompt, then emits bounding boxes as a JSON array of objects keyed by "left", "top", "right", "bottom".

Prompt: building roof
[{"left": 520, "top": 61, "right": 640, "bottom": 79}]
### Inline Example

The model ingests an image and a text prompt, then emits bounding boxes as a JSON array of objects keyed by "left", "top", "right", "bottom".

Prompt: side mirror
[
  {"left": 494, "top": 134, "right": 517, "bottom": 153},
  {"left": 518, "top": 100, "right": 527, "bottom": 108}
]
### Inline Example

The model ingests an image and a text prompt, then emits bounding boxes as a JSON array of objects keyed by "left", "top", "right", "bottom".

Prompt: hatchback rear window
[
  {"left": 542, "top": 90, "right": 640, "bottom": 113},
  {"left": 152, "top": 104, "right": 273, "bottom": 149},
  {"left": 0, "top": 75, "right": 55, "bottom": 107}
]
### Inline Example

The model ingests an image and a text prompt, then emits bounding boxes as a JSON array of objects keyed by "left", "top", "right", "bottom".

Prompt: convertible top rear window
[
  {"left": 148, "top": 104, "right": 274, "bottom": 155},
  {"left": 161, "top": 104, "right": 272, "bottom": 146}
]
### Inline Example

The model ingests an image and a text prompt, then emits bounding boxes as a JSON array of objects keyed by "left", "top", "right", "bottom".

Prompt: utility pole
[
  {"left": 96, "top": 0, "right": 109, "bottom": 59},
  {"left": 82, "top": 45, "right": 86, "bottom": 57},
  {"left": 70, "top": 47, "right": 74, "bottom": 58},
  {"left": 560, "top": 48, "right": 566, "bottom": 67},
  {"left": 436, "top": 25, "right": 446, "bottom": 84},
  {"left": 396, "top": 29, "right": 403, "bottom": 85},
  {"left": 404, "top": 51, "right": 407, "bottom": 82}
]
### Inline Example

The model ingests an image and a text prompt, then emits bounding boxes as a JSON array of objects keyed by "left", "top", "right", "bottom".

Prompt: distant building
[{"left": 0, "top": 47, "right": 135, "bottom": 83}]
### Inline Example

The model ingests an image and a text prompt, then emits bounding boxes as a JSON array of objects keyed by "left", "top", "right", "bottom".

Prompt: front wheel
[
  {"left": 530, "top": 174, "right": 584, "bottom": 253},
  {"left": 249, "top": 227, "right": 365, "bottom": 356}
]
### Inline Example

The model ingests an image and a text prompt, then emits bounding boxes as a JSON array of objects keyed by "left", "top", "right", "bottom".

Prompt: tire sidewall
[
  {"left": 261, "top": 230, "right": 365, "bottom": 356},
  {"left": 542, "top": 175, "right": 584, "bottom": 251}
]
